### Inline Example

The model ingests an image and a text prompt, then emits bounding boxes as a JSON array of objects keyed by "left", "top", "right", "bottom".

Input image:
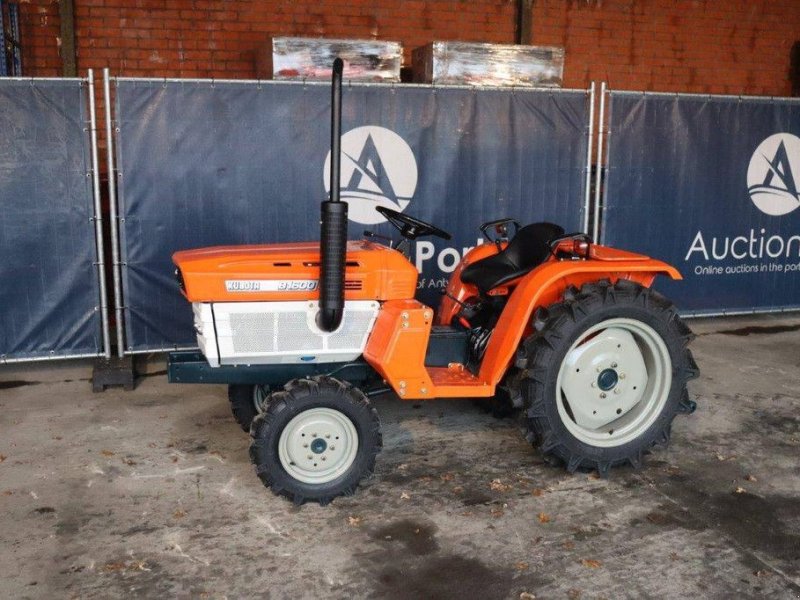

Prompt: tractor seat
[{"left": 460, "top": 222, "right": 565, "bottom": 293}]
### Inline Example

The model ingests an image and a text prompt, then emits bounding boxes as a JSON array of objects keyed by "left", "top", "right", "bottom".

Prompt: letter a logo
[
  {"left": 323, "top": 126, "right": 418, "bottom": 225},
  {"left": 747, "top": 133, "right": 800, "bottom": 216}
]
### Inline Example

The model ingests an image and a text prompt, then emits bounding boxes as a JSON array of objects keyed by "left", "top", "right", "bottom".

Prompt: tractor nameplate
[{"left": 225, "top": 280, "right": 319, "bottom": 292}]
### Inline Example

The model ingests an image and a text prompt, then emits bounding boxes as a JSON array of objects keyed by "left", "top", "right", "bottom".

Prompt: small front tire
[
  {"left": 249, "top": 376, "right": 382, "bottom": 505},
  {"left": 228, "top": 384, "right": 270, "bottom": 432}
]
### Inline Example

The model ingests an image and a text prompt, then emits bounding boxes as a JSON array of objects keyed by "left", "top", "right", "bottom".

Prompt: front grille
[{"left": 205, "top": 300, "right": 380, "bottom": 365}]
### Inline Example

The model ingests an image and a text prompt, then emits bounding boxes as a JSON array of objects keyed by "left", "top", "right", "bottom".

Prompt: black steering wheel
[{"left": 375, "top": 206, "right": 452, "bottom": 240}]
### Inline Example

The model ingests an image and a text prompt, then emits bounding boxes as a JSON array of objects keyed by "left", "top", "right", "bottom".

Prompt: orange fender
[{"left": 477, "top": 248, "right": 681, "bottom": 387}]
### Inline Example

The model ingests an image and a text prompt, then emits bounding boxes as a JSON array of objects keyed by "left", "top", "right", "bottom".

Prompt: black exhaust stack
[{"left": 318, "top": 58, "right": 347, "bottom": 332}]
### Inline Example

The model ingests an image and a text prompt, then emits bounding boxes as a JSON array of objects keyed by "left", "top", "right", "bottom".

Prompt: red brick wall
[
  {"left": 15, "top": 0, "right": 800, "bottom": 96},
  {"left": 17, "top": 0, "right": 61, "bottom": 75},
  {"left": 531, "top": 0, "right": 800, "bottom": 95},
  {"left": 72, "top": 0, "right": 515, "bottom": 78}
]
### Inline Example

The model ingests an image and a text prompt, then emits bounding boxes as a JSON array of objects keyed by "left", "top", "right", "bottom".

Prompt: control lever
[
  {"left": 441, "top": 289, "right": 466, "bottom": 308},
  {"left": 441, "top": 290, "right": 473, "bottom": 329}
]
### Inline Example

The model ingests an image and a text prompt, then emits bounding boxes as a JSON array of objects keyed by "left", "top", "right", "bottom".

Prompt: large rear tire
[
  {"left": 521, "top": 279, "right": 699, "bottom": 476},
  {"left": 249, "top": 376, "right": 381, "bottom": 505}
]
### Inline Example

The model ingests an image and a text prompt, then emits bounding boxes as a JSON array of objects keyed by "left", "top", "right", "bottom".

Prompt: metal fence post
[
  {"left": 87, "top": 69, "right": 112, "bottom": 359},
  {"left": 582, "top": 81, "right": 596, "bottom": 234},
  {"left": 592, "top": 81, "right": 607, "bottom": 243},
  {"left": 103, "top": 68, "right": 125, "bottom": 357},
  {"left": 0, "top": 0, "right": 6, "bottom": 77}
]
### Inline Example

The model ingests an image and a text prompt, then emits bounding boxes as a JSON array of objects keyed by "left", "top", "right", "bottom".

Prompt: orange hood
[{"left": 173, "top": 240, "right": 418, "bottom": 303}]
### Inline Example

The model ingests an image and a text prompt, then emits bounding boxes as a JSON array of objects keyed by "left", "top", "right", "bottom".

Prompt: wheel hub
[
  {"left": 556, "top": 318, "right": 672, "bottom": 448},
  {"left": 559, "top": 326, "right": 650, "bottom": 431},
  {"left": 597, "top": 368, "right": 619, "bottom": 391},
  {"left": 277, "top": 407, "right": 359, "bottom": 484}
]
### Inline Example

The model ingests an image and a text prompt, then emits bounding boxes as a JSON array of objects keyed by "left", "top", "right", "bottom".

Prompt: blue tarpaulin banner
[
  {"left": 0, "top": 79, "right": 102, "bottom": 361},
  {"left": 603, "top": 92, "right": 800, "bottom": 315},
  {"left": 115, "top": 80, "right": 589, "bottom": 352}
]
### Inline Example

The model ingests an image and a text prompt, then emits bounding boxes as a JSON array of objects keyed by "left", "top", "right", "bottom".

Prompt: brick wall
[
  {"left": 27, "top": 0, "right": 515, "bottom": 78},
  {"left": 532, "top": 0, "right": 800, "bottom": 95},
  {"left": 15, "top": 0, "right": 800, "bottom": 96},
  {"left": 17, "top": 0, "right": 61, "bottom": 75}
]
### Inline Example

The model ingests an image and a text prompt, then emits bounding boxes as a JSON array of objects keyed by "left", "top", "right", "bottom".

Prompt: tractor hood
[{"left": 173, "top": 240, "right": 418, "bottom": 303}]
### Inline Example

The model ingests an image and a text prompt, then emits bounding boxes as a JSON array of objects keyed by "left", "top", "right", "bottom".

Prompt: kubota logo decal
[
  {"left": 323, "top": 126, "right": 418, "bottom": 225},
  {"left": 225, "top": 280, "right": 318, "bottom": 292},
  {"left": 747, "top": 133, "right": 800, "bottom": 216}
]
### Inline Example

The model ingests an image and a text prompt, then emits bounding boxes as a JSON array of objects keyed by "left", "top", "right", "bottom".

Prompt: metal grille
[
  {"left": 202, "top": 300, "right": 379, "bottom": 365},
  {"left": 276, "top": 312, "right": 319, "bottom": 352},
  {"left": 230, "top": 312, "right": 275, "bottom": 354},
  {"left": 327, "top": 310, "right": 376, "bottom": 350}
]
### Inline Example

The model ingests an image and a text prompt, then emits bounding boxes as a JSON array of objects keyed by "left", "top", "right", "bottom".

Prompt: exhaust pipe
[{"left": 318, "top": 58, "right": 347, "bottom": 332}]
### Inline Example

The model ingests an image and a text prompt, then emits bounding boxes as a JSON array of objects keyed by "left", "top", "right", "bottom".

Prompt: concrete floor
[{"left": 1, "top": 314, "right": 799, "bottom": 599}]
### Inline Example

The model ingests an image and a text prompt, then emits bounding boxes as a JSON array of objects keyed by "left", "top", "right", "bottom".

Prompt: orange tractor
[{"left": 169, "top": 60, "right": 699, "bottom": 504}]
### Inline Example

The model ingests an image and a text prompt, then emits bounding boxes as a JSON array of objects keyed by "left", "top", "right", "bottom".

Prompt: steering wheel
[{"left": 375, "top": 206, "right": 452, "bottom": 240}]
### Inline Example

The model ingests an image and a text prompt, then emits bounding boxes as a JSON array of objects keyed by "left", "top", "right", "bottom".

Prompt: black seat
[{"left": 460, "top": 222, "right": 565, "bottom": 293}]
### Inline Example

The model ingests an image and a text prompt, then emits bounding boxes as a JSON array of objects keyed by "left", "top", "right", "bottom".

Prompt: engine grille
[
  {"left": 228, "top": 312, "right": 276, "bottom": 354},
  {"left": 195, "top": 300, "right": 379, "bottom": 366}
]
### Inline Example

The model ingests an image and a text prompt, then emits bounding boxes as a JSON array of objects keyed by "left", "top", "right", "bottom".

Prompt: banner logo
[
  {"left": 324, "top": 126, "right": 418, "bottom": 225},
  {"left": 747, "top": 133, "right": 800, "bottom": 216}
]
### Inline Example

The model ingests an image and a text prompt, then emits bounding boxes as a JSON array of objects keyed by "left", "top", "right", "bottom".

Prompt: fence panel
[
  {"left": 115, "top": 79, "right": 591, "bottom": 352},
  {"left": 0, "top": 78, "right": 104, "bottom": 361},
  {"left": 603, "top": 91, "right": 800, "bottom": 315}
]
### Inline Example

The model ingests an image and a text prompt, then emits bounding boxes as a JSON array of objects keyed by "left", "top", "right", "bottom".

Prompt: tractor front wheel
[
  {"left": 521, "top": 280, "right": 698, "bottom": 476},
  {"left": 228, "top": 384, "right": 270, "bottom": 432},
  {"left": 249, "top": 376, "right": 381, "bottom": 505}
]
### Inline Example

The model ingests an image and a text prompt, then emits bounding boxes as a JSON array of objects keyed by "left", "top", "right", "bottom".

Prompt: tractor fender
[{"left": 477, "top": 257, "right": 681, "bottom": 386}]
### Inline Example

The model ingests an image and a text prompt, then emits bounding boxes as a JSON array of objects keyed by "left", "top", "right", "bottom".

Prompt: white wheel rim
[
  {"left": 556, "top": 317, "right": 672, "bottom": 448},
  {"left": 278, "top": 407, "right": 359, "bottom": 484},
  {"left": 252, "top": 385, "right": 268, "bottom": 414}
]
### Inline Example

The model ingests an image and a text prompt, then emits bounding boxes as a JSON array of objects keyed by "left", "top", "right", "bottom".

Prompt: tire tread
[
  {"left": 249, "top": 376, "right": 381, "bottom": 505},
  {"left": 521, "top": 279, "right": 698, "bottom": 476}
]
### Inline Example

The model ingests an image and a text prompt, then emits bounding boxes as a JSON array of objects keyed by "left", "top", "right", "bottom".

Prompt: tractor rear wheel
[
  {"left": 249, "top": 376, "right": 381, "bottom": 505},
  {"left": 228, "top": 384, "right": 270, "bottom": 432},
  {"left": 521, "top": 279, "right": 698, "bottom": 476}
]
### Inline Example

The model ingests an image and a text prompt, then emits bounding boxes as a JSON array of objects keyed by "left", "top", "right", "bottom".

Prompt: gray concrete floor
[{"left": 1, "top": 314, "right": 799, "bottom": 599}]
